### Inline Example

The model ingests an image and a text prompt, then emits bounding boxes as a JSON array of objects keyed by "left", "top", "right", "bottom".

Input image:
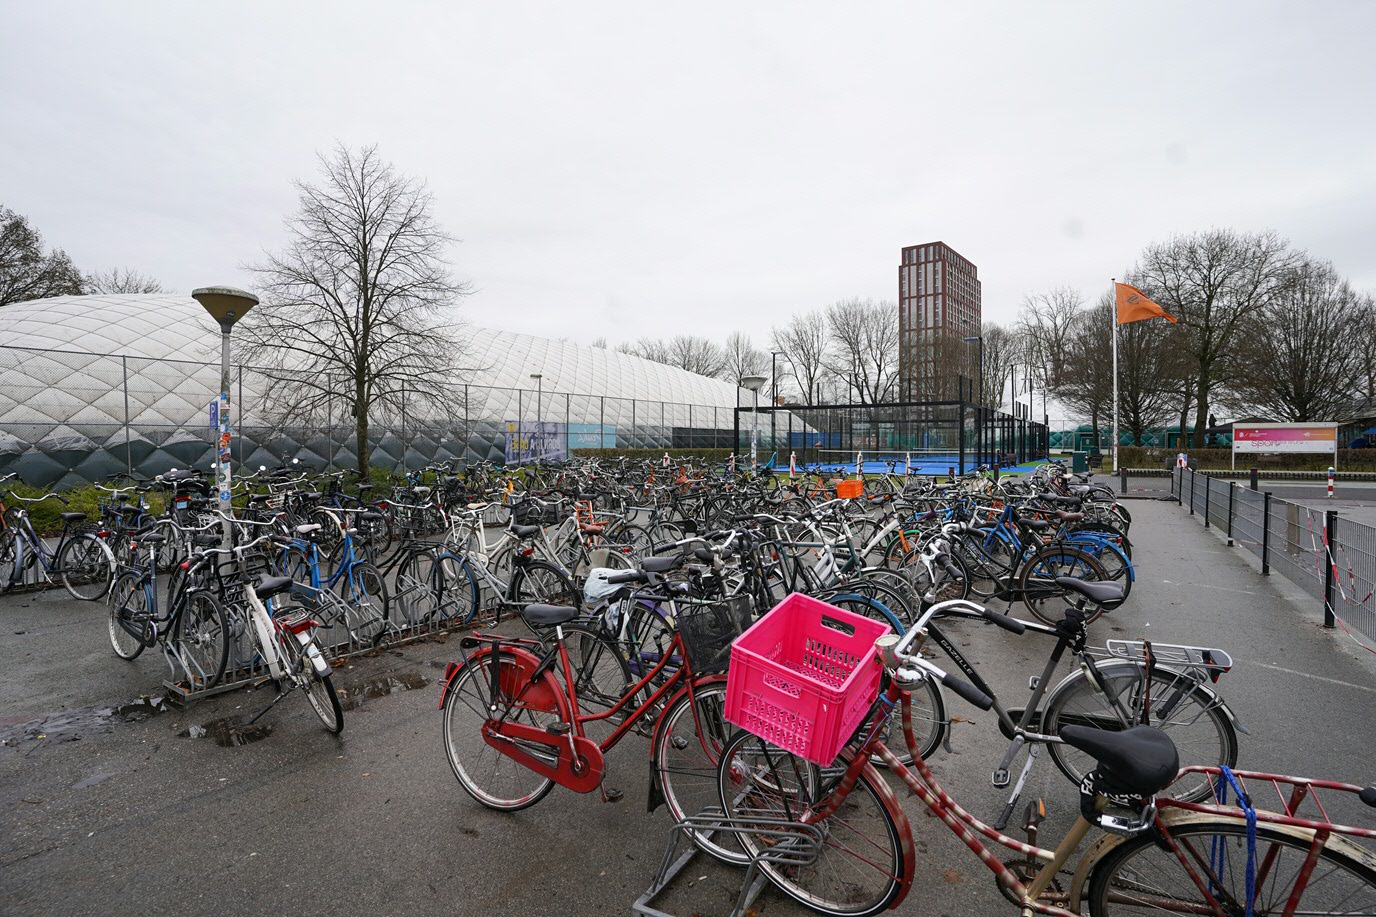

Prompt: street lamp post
[
  {"left": 742, "top": 375, "right": 767, "bottom": 472},
  {"left": 770, "top": 350, "right": 785, "bottom": 456},
  {"left": 192, "top": 286, "right": 259, "bottom": 546},
  {"left": 529, "top": 373, "right": 542, "bottom": 465}
]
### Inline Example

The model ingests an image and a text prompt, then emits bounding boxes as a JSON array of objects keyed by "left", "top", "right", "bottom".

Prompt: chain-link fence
[
  {"left": 0, "top": 344, "right": 760, "bottom": 487},
  {"left": 1172, "top": 467, "right": 1376, "bottom": 643}
]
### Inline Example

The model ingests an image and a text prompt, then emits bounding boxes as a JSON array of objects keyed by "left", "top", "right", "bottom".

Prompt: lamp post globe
[{"left": 192, "top": 287, "right": 259, "bottom": 546}]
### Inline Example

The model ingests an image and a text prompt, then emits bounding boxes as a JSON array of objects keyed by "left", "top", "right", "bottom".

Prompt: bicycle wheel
[
  {"left": 1045, "top": 664, "right": 1238, "bottom": 803},
  {"left": 560, "top": 623, "right": 633, "bottom": 744},
  {"left": 871, "top": 675, "right": 947, "bottom": 767},
  {"left": 1017, "top": 545, "right": 1110, "bottom": 625},
  {"left": 393, "top": 548, "right": 440, "bottom": 627},
  {"left": 342, "top": 562, "right": 388, "bottom": 645},
  {"left": 434, "top": 552, "right": 480, "bottom": 624},
  {"left": 171, "top": 591, "right": 230, "bottom": 688},
  {"left": 1087, "top": 820, "right": 1376, "bottom": 916},
  {"left": 281, "top": 632, "right": 343, "bottom": 733},
  {"left": 59, "top": 533, "right": 115, "bottom": 600},
  {"left": 653, "top": 678, "right": 743, "bottom": 863},
  {"left": 0, "top": 528, "right": 19, "bottom": 594},
  {"left": 107, "top": 571, "right": 149, "bottom": 659},
  {"left": 716, "top": 730, "right": 907, "bottom": 917},
  {"left": 618, "top": 598, "right": 677, "bottom": 683},
  {"left": 510, "top": 560, "right": 577, "bottom": 610},
  {"left": 1071, "top": 538, "right": 1134, "bottom": 602},
  {"left": 440, "top": 652, "right": 557, "bottom": 810}
]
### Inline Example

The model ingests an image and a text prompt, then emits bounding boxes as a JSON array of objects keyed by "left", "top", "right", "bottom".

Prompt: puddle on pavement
[
  {"left": 0, "top": 695, "right": 172, "bottom": 748},
  {"left": 339, "top": 671, "right": 431, "bottom": 711},
  {"left": 179, "top": 718, "right": 274, "bottom": 747}
]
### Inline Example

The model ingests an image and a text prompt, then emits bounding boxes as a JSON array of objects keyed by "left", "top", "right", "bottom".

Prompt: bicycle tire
[
  {"left": 559, "top": 623, "right": 633, "bottom": 744},
  {"left": 59, "top": 533, "right": 115, "bottom": 601},
  {"left": 716, "top": 730, "right": 907, "bottom": 916},
  {"left": 107, "top": 571, "right": 150, "bottom": 659},
  {"left": 1086, "top": 819, "right": 1376, "bottom": 916},
  {"left": 1045, "top": 664, "right": 1238, "bottom": 803},
  {"left": 342, "top": 561, "right": 389, "bottom": 644},
  {"left": 1068, "top": 537, "right": 1134, "bottom": 601},
  {"left": 652, "top": 677, "right": 743, "bottom": 863},
  {"left": 280, "top": 631, "right": 343, "bottom": 733},
  {"left": 393, "top": 548, "right": 439, "bottom": 627},
  {"left": 171, "top": 590, "right": 230, "bottom": 689},
  {"left": 1017, "top": 545, "right": 1110, "bottom": 625},
  {"left": 434, "top": 552, "right": 480, "bottom": 624},
  {"left": 440, "top": 652, "right": 558, "bottom": 810},
  {"left": 0, "top": 528, "right": 20, "bottom": 594},
  {"left": 510, "top": 560, "right": 578, "bottom": 615}
]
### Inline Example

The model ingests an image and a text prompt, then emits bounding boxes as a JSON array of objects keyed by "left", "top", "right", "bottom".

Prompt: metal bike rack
[{"left": 631, "top": 811, "right": 823, "bottom": 917}]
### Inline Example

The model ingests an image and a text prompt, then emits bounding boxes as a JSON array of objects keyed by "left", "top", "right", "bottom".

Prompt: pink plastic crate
[{"left": 724, "top": 593, "right": 892, "bottom": 766}]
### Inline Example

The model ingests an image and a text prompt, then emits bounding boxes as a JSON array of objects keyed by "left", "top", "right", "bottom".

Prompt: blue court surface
[{"left": 780, "top": 458, "right": 1040, "bottom": 476}]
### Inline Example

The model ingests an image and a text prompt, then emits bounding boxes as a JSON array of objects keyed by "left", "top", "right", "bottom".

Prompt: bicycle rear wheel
[
  {"left": 60, "top": 533, "right": 115, "bottom": 600},
  {"left": 1045, "top": 665, "right": 1238, "bottom": 803},
  {"left": 716, "top": 730, "right": 906, "bottom": 917},
  {"left": 441, "top": 653, "right": 557, "bottom": 810},
  {"left": 107, "top": 571, "right": 150, "bottom": 659},
  {"left": 1087, "top": 820, "right": 1376, "bottom": 916},
  {"left": 1018, "top": 545, "right": 1110, "bottom": 624}
]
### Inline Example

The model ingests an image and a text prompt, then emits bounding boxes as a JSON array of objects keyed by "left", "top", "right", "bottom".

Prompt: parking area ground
[{"left": 3, "top": 498, "right": 1375, "bottom": 917}]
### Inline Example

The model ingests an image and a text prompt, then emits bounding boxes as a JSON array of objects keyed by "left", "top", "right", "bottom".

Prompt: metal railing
[{"left": 1173, "top": 467, "right": 1376, "bottom": 643}]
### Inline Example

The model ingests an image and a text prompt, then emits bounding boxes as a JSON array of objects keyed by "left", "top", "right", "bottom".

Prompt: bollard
[
  {"left": 1119, "top": 467, "right": 1128, "bottom": 494},
  {"left": 992, "top": 463, "right": 1000, "bottom": 481},
  {"left": 1327, "top": 466, "right": 1335, "bottom": 499},
  {"left": 948, "top": 465, "right": 955, "bottom": 482},
  {"left": 1323, "top": 509, "right": 1337, "bottom": 628},
  {"left": 1261, "top": 491, "right": 1272, "bottom": 575},
  {"left": 1249, "top": 467, "right": 1259, "bottom": 491}
]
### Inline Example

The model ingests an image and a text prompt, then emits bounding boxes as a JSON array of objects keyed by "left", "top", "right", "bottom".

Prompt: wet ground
[{"left": 2, "top": 500, "right": 1375, "bottom": 916}]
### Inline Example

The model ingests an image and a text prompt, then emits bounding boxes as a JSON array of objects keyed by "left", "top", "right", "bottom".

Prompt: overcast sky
[{"left": 3, "top": 1, "right": 1374, "bottom": 349}]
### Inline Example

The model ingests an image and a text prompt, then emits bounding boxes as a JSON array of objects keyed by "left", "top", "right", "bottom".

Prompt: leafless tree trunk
[
  {"left": 772, "top": 311, "right": 829, "bottom": 405},
  {"left": 1224, "top": 258, "right": 1368, "bottom": 422},
  {"left": 824, "top": 298, "right": 900, "bottom": 404},
  {"left": 1134, "top": 229, "right": 1296, "bottom": 449},
  {"left": 240, "top": 144, "right": 472, "bottom": 478}
]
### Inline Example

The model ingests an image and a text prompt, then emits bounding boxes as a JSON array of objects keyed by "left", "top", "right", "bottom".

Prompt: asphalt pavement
[{"left": 3, "top": 501, "right": 1375, "bottom": 917}]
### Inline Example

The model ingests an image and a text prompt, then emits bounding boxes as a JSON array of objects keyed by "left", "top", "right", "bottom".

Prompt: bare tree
[
  {"left": 722, "top": 331, "right": 769, "bottom": 390},
  {"left": 1135, "top": 229, "right": 1297, "bottom": 448},
  {"left": 975, "top": 322, "right": 1023, "bottom": 411},
  {"left": 771, "top": 311, "right": 829, "bottom": 405},
  {"left": 824, "top": 298, "right": 900, "bottom": 404},
  {"left": 85, "top": 267, "right": 166, "bottom": 294},
  {"left": 588, "top": 336, "right": 608, "bottom": 349},
  {"left": 1356, "top": 293, "right": 1376, "bottom": 410},
  {"left": 0, "top": 205, "right": 85, "bottom": 306},
  {"left": 1053, "top": 304, "right": 1114, "bottom": 447},
  {"left": 1017, "top": 287, "right": 1084, "bottom": 395},
  {"left": 1224, "top": 258, "right": 1368, "bottom": 422},
  {"left": 621, "top": 335, "right": 726, "bottom": 377},
  {"left": 240, "top": 145, "right": 472, "bottom": 478}
]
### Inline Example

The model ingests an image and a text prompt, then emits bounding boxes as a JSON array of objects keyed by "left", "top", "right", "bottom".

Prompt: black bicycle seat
[
  {"left": 60, "top": 512, "right": 87, "bottom": 523},
  {"left": 1059, "top": 725, "right": 1179, "bottom": 797},
  {"left": 1055, "top": 576, "right": 1125, "bottom": 606},
  {"left": 642, "top": 555, "right": 685, "bottom": 574},
  {"left": 520, "top": 604, "right": 578, "bottom": 627},
  {"left": 253, "top": 575, "right": 295, "bottom": 600},
  {"left": 510, "top": 523, "right": 542, "bottom": 539}
]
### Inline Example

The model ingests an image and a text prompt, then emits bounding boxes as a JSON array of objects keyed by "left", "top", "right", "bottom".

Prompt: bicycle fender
[
  {"left": 438, "top": 645, "right": 565, "bottom": 715},
  {"left": 1044, "top": 659, "right": 1248, "bottom": 736},
  {"left": 856, "top": 759, "right": 918, "bottom": 909}
]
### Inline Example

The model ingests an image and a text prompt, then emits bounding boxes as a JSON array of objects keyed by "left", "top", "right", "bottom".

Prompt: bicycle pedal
[{"left": 991, "top": 768, "right": 1010, "bottom": 788}]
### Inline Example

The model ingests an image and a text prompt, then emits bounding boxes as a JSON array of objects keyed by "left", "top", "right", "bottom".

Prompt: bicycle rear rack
[
  {"left": 631, "top": 811, "right": 823, "bottom": 917},
  {"left": 1102, "top": 639, "right": 1233, "bottom": 672}
]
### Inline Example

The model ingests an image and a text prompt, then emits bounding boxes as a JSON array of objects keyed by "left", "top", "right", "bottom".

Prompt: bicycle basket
[
  {"left": 510, "top": 500, "right": 558, "bottom": 526},
  {"left": 675, "top": 593, "right": 755, "bottom": 674}
]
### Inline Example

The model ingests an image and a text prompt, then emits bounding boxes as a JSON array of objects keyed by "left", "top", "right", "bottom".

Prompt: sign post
[{"left": 1231, "top": 423, "right": 1338, "bottom": 471}]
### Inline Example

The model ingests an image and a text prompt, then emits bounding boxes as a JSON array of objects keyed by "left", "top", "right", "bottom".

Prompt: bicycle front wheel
[
  {"left": 653, "top": 677, "right": 741, "bottom": 863},
  {"left": 107, "top": 571, "right": 150, "bottom": 659},
  {"left": 342, "top": 562, "right": 388, "bottom": 645},
  {"left": 1087, "top": 820, "right": 1376, "bottom": 916},
  {"left": 716, "top": 730, "right": 906, "bottom": 917},
  {"left": 60, "top": 533, "right": 115, "bottom": 600},
  {"left": 440, "top": 653, "right": 557, "bottom": 811},
  {"left": 282, "top": 633, "right": 343, "bottom": 733},
  {"left": 171, "top": 591, "right": 230, "bottom": 689},
  {"left": 1045, "top": 664, "right": 1238, "bottom": 803}
]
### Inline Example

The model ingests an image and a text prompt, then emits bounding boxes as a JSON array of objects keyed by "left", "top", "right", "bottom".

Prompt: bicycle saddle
[
  {"left": 1055, "top": 576, "right": 1124, "bottom": 606},
  {"left": 1055, "top": 510, "right": 1085, "bottom": 522},
  {"left": 641, "top": 555, "right": 685, "bottom": 574},
  {"left": 60, "top": 512, "right": 87, "bottom": 523},
  {"left": 1059, "top": 724, "right": 1179, "bottom": 797},
  {"left": 254, "top": 575, "right": 295, "bottom": 600},
  {"left": 510, "top": 523, "right": 542, "bottom": 538},
  {"left": 520, "top": 604, "right": 579, "bottom": 627}
]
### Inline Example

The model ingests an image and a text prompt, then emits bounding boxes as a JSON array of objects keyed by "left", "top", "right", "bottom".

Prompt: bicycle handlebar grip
[
  {"left": 936, "top": 555, "right": 964, "bottom": 582},
  {"left": 981, "top": 609, "right": 1026, "bottom": 635},
  {"left": 650, "top": 541, "right": 678, "bottom": 554},
  {"left": 941, "top": 671, "right": 994, "bottom": 710},
  {"left": 606, "top": 571, "right": 646, "bottom": 584}
]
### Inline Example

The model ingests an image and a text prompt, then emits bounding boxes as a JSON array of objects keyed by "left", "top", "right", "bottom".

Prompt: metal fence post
[
  {"left": 1323, "top": 509, "right": 1337, "bottom": 628},
  {"left": 1188, "top": 469, "right": 1195, "bottom": 515},
  {"left": 121, "top": 354, "right": 132, "bottom": 475},
  {"left": 1226, "top": 482, "right": 1235, "bottom": 546},
  {"left": 1261, "top": 491, "right": 1272, "bottom": 575},
  {"left": 1203, "top": 473, "right": 1210, "bottom": 528}
]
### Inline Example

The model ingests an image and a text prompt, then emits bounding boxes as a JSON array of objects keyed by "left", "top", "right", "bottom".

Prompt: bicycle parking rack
[{"left": 631, "top": 811, "right": 822, "bottom": 917}]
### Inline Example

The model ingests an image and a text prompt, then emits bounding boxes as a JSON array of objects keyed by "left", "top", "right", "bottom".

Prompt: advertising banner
[{"left": 1231, "top": 424, "right": 1338, "bottom": 454}]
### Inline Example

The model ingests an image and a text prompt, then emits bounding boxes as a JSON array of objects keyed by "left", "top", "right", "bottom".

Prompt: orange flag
[{"left": 1115, "top": 282, "right": 1177, "bottom": 325}]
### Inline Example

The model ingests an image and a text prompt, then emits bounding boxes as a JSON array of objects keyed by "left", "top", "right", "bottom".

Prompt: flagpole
[{"left": 1111, "top": 278, "right": 1119, "bottom": 475}]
